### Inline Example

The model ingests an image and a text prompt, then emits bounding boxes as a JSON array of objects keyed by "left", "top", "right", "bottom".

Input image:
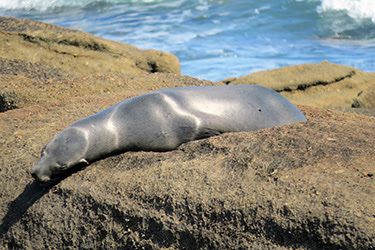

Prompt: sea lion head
[{"left": 31, "top": 127, "right": 89, "bottom": 184}]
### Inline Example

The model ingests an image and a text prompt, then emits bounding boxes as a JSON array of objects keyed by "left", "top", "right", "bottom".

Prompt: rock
[
  {"left": 0, "top": 16, "right": 183, "bottom": 112},
  {"left": 1, "top": 17, "right": 375, "bottom": 250},
  {"left": 0, "top": 58, "right": 214, "bottom": 112},
  {"left": 352, "top": 84, "right": 375, "bottom": 108},
  {"left": 220, "top": 77, "right": 237, "bottom": 85},
  {"left": 0, "top": 91, "right": 375, "bottom": 249},
  {"left": 0, "top": 16, "right": 180, "bottom": 75},
  {"left": 137, "top": 49, "right": 181, "bottom": 74},
  {"left": 227, "top": 62, "right": 375, "bottom": 108}
]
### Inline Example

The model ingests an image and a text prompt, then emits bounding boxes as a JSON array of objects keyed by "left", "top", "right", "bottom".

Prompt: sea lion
[{"left": 31, "top": 85, "right": 307, "bottom": 183}]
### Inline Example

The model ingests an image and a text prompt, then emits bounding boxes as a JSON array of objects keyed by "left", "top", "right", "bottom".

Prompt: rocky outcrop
[
  {"left": 352, "top": 84, "right": 375, "bottom": 108},
  {"left": 0, "top": 16, "right": 180, "bottom": 75},
  {"left": 0, "top": 57, "right": 212, "bottom": 112},
  {"left": 1, "top": 96, "right": 374, "bottom": 249},
  {"left": 1, "top": 17, "right": 375, "bottom": 249},
  {"left": 0, "top": 16, "right": 182, "bottom": 112},
  {"left": 224, "top": 62, "right": 375, "bottom": 109}
]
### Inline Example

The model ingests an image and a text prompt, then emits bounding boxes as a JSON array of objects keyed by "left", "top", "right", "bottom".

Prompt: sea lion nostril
[{"left": 31, "top": 169, "right": 37, "bottom": 178}]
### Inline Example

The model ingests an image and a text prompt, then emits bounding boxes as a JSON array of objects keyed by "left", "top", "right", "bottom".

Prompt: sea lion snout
[{"left": 31, "top": 164, "right": 52, "bottom": 183}]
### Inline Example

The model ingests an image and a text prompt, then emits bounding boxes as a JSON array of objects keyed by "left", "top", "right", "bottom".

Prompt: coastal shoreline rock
[
  {"left": 0, "top": 16, "right": 180, "bottom": 76},
  {"left": 352, "top": 84, "right": 375, "bottom": 109},
  {"left": 0, "top": 57, "right": 212, "bottom": 112},
  {"left": 1, "top": 16, "right": 374, "bottom": 249},
  {"left": 1, "top": 99, "right": 374, "bottom": 249},
  {"left": 224, "top": 61, "right": 375, "bottom": 109}
]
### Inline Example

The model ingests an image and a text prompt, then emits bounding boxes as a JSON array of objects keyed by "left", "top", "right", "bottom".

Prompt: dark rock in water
[{"left": 352, "top": 84, "right": 375, "bottom": 109}]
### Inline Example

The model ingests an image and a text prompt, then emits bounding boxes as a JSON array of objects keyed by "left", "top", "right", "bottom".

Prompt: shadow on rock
[
  {"left": 0, "top": 163, "right": 90, "bottom": 238},
  {"left": 0, "top": 181, "right": 50, "bottom": 237}
]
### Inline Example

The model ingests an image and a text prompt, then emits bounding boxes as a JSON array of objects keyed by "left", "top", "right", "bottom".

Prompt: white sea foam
[
  {"left": 0, "top": 0, "right": 165, "bottom": 11},
  {"left": 318, "top": 0, "right": 375, "bottom": 22},
  {"left": 0, "top": 0, "right": 87, "bottom": 11}
]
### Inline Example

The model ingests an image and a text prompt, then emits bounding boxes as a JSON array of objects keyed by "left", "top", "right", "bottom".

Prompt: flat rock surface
[{"left": 1, "top": 17, "right": 375, "bottom": 249}]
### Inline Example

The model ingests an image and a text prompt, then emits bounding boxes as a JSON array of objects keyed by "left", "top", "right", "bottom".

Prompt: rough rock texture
[
  {"left": 0, "top": 16, "right": 181, "bottom": 112},
  {"left": 224, "top": 62, "right": 375, "bottom": 109},
  {"left": 0, "top": 16, "right": 180, "bottom": 76},
  {"left": 352, "top": 84, "right": 375, "bottom": 109},
  {"left": 1, "top": 17, "right": 375, "bottom": 249},
  {"left": 1, "top": 97, "right": 374, "bottom": 249},
  {"left": 0, "top": 57, "right": 212, "bottom": 112}
]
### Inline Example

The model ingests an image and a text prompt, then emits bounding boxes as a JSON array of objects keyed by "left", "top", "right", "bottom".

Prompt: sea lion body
[{"left": 31, "top": 85, "right": 307, "bottom": 183}]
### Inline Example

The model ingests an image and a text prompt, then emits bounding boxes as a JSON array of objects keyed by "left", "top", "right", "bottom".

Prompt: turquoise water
[{"left": 2, "top": 0, "right": 375, "bottom": 81}]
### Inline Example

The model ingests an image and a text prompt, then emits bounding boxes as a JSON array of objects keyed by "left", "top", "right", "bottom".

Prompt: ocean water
[{"left": 1, "top": 0, "right": 375, "bottom": 81}]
